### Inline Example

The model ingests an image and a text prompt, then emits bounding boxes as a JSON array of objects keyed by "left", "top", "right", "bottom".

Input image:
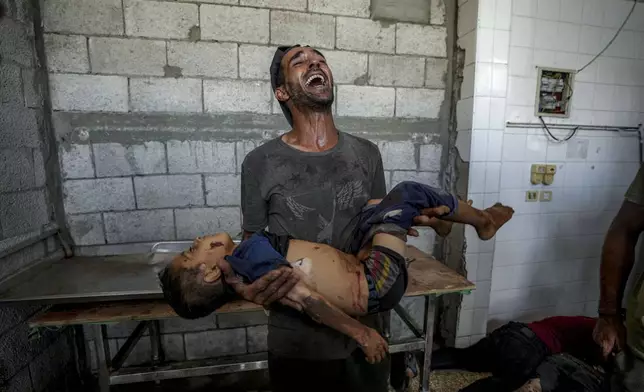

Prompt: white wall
[{"left": 456, "top": 0, "right": 644, "bottom": 347}]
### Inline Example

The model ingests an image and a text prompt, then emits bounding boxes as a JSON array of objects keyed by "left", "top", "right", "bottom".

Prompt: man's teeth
[{"left": 306, "top": 75, "right": 325, "bottom": 86}]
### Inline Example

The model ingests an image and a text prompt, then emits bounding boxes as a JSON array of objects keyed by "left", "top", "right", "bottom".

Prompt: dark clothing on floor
[
  {"left": 432, "top": 316, "right": 603, "bottom": 392},
  {"left": 434, "top": 322, "right": 550, "bottom": 392},
  {"left": 537, "top": 353, "right": 607, "bottom": 392}
]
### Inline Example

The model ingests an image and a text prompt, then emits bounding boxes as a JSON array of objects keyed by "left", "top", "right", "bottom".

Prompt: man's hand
[
  {"left": 217, "top": 258, "right": 299, "bottom": 307},
  {"left": 357, "top": 327, "right": 389, "bottom": 364},
  {"left": 593, "top": 315, "right": 626, "bottom": 359}
]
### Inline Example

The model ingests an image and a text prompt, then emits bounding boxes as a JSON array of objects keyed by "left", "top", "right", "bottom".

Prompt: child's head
[{"left": 159, "top": 233, "right": 236, "bottom": 319}]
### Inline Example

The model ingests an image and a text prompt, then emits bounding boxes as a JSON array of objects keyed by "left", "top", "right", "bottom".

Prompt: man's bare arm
[
  {"left": 594, "top": 200, "right": 644, "bottom": 358},
  {"left": 599, "top": 201, "right": 644, "bottom": 315},
  {"left": 282, "top": 281, "right": 388, "bottom": 364}
]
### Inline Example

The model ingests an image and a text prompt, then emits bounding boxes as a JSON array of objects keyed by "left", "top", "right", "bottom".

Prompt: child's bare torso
[{"left": 285, "top": 240, "right": 370, "bottom": 316}]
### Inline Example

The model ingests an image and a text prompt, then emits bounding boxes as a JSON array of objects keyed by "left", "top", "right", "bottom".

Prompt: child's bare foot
[{"left": 476, "top": 203, "right": 514, "bottom": 240}]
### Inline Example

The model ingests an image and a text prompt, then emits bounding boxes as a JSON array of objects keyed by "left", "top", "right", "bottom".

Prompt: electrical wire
[
  {"left": 539, "top": 116, "right": 578, "bottom": 143},
  {"left": 539, "top": 0, "right": 637, "bottom": 142},
  {"left": 577, "top": 0, "right": 638, "bottom": 73}
]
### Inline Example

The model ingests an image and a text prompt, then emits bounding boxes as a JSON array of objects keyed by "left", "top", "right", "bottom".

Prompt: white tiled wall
[{"left": 456, "top": 0, "right": 644, "bottom": 346}]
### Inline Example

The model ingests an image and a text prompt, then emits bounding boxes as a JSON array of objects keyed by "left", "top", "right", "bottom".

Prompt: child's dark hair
[{"left": 159, "top": 263, "right": 232, "bottom": 320}]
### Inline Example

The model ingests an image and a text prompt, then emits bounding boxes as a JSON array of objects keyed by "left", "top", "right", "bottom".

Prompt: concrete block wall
[
  {"left": 454, "top": 0, "right": 644, "bottom": 348},
  {"left": 0, "top": 2, "right": 49, "bottom": 245},
  {"left": 1, "top": 1, "right": 79, "bottom": 391},
  {"left": 44, "top": 0, "right": 457, "bottom": 363}
]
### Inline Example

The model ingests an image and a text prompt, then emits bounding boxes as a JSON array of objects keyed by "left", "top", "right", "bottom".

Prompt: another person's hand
[
  {"left": 593, "top": 314, "right": 626, "bottom": 359},
  {"left": 412, "top": 205, "right": 450, "bottom": 225},
  {"left": 217, "top": 259, "right": 299, "bottom": 307}
]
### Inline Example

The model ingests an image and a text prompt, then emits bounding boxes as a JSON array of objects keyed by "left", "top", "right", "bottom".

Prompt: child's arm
[{"left": 280, "top": 278, "right": 388, "bottom": 364}]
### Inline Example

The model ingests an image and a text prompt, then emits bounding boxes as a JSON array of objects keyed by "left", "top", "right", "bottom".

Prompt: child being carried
[{"left": 159, "top": 181, "right": 514, "bottom": 363}]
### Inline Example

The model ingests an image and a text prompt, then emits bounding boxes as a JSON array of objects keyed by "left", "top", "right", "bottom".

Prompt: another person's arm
[{"left": 594, "top": 165, "right": 644, "bottom": 358}]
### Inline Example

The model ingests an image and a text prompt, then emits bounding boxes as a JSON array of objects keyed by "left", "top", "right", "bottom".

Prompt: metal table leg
[
  {"left": 150, "top": 320, "right": 164, "bottom": 385},
  {"left": 421, "top": 296, "right": 436, "bottom": 392},
  {"left": 93, "top": 324, "right": 110, "bottom": 392},
  {"left": 73, "top": 325, "right": 90, "bottom": 386}
]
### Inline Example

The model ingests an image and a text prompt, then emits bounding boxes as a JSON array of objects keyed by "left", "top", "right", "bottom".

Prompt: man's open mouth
[{"left": 305, "top": 73, "right": 327, "bottom": 88}]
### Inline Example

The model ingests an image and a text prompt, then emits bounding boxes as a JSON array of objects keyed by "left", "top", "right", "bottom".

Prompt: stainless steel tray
[{"left": 150, "top": 240, "right": 242, "bottom": 254}]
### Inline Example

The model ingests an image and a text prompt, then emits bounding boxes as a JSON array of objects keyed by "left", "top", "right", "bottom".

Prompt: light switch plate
[{"left": 540, "top": 190, "right": 552, "bottom": 202}]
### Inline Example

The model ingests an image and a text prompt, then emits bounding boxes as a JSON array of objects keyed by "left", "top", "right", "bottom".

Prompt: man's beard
[{"left": 286, "top": 79, "right": 334, "bottom": 112}]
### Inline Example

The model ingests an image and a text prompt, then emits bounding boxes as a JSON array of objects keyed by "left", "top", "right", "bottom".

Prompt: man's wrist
[{"left": 598, "top": 306, "right": 624, "bottom": 319}]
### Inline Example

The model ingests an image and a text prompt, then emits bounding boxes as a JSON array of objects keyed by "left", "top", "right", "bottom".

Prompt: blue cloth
[
  {"left": 349, "top": 181, "right": 458, "bottom": 254},
  {"left": 225, "top": 232, "right": 290, "bottom": 282}
]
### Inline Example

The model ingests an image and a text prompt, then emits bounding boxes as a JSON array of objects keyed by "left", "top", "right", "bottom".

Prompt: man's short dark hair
[{"left": 159, "top": 264, "right": 232, "bottom": 320}]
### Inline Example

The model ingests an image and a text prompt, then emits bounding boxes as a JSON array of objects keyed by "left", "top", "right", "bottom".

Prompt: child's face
[{"left": 171, "top": 233, "right": 236, "bottom": 283}]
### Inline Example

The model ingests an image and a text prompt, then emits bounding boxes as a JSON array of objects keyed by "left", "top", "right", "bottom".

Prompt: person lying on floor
[
  {"left": 432, "top": 316, "right": 605, "bottom": 392},
  {"left": 159, "top": 181, "right": 514, "bottom": 363},
  {"left": 514, "top": 353, "right": 608, "bottom": 392}
]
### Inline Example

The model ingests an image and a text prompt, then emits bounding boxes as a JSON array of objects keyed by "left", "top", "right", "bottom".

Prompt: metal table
[{"left": 0, "top": 243, "right": 474, "bottom": 392}]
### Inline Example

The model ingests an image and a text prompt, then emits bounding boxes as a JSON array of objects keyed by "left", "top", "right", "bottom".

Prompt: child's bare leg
[
  {"left": 425, "top": 200, "right": 474, "bottom": 237},
  {"left": 439, "top": 200, "right": 514, "bottom": 240},
  {"left": 281, "top": 281, "right": 388, "bottom": 364}
]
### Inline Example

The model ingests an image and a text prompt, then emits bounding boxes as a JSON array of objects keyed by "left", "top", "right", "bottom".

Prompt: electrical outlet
[
  {"left": 543, "top": 165, "right": 557, "bottom": 185},
  {"left": 531, "top": 164, "right": 547, "bottom": 174},
  {"left": 540, "top": 190, "right": 552, "bottom": 202},
  {"left": 526, "top": 190, "right": 539, "bottom": 202},
  {"left": 531, "top": 164, "right": 546, "bottom": 185}
]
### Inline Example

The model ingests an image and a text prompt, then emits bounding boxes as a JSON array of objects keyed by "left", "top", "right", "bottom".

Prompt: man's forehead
[{"left": 282, "top": 46, "right": 325, "bottom": 65}]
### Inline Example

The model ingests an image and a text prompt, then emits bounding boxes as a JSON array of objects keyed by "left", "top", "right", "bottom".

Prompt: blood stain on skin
[
  {"left": 354, "top": 270, "right": 366, "bottom": 313},
  {"left": 314, "top": 246, "right": 320, "bottom": 250}
]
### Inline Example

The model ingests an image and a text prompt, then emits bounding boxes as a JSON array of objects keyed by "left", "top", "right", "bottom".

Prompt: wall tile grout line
[
  {"left": 100, "top": 212, "right": 109, "bottom": 245},
  {"left": 173, "top": 209, "right": 178, "bottom": 240},
  {"left": 43, "top": 31, "right": 453, "bottom": 60},
  {"left": 120, "top": 0, "right": 127, "bottom": 36}
]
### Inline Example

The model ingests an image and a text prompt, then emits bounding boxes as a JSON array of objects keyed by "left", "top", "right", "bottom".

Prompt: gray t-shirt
[{"left": 241, "top": 131, "right": 386, "bottom": 359}]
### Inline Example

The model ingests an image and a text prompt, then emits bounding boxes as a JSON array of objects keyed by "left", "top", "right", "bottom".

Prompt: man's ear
[{"left": 275, "top": 86, "right": 290, "bottom": 103}]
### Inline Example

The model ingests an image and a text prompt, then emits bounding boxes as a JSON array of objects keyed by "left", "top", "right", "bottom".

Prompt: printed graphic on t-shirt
[
  {"left": 337, "top": 180, "right": 365, "bottom": 211},
  {"left": 278, "top": 180, "right": 368, "bottom": 245}
]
